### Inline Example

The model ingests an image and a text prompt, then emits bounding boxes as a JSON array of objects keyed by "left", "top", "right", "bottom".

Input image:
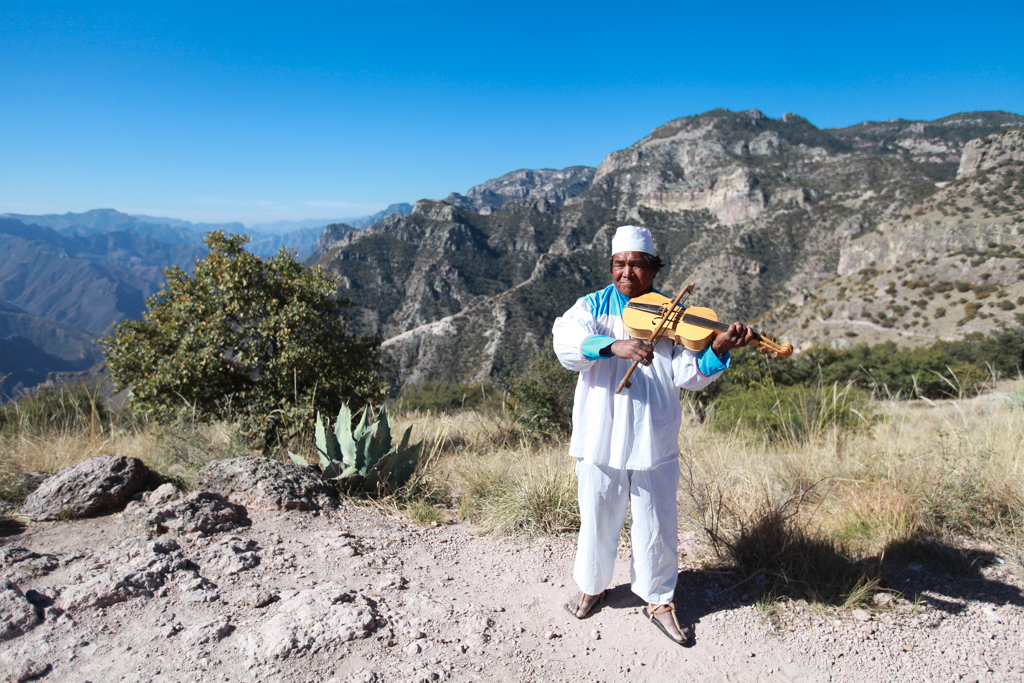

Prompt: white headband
[{"left": 610, "top": 225, "right": 655, "bottom": 257}]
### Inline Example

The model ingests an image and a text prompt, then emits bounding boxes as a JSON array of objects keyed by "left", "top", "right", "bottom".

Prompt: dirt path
[{"left": 2, "top": 502, "right": 1023, "bottom": 683}]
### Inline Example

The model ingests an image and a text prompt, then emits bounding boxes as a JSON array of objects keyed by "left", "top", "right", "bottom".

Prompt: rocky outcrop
[
  {"left": 242, "top": 582, "right": 376, "bottom": 661},
  {"left": 444, "top": 166, "right": 595, "bottom": 214},
  {"left": 957, "top": 129, "right": 1024, "bottom": 179},
  {"left": 315, "top": 109, "right": 1024, "bottom": 388},
  {"left": 58, "top": 537, "right": 204, "bottom": 612},
  {"left": 120, "top": 491, "right": 248, "bottom": 538},
  {"left": 309, "top": 222, "right": 357, "bottom": 261},
  {"left": 0, "top": 548, "right": 59, "bottom": 580},
  {"left": 758, "top": 128, "right": 1024, "bottom": 351},
  {"left": 20, "top": 454, "right": 148, "bottom": 521},
  {"left": 0, "top": 581, "right": 41, "bottom": 641},
  {"left": 195, "top": 456, "right": 337, "bottom": 511}
]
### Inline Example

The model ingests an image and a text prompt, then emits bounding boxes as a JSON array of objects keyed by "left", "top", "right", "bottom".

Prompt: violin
[{"left": 615, "top": 283, "right": 793, "bottom": 393}]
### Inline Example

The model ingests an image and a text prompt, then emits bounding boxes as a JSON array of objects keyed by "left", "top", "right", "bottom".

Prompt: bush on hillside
[
  {"left": 395, "top": 381, "right": 497, "bottom": 415},
  {"left": 100, "top": 231, "right": 386, "bottom": 448},
  {"left": 506, "top": 346, "right": 576, "bottom": 438},
  {"left": 710, "top": 381, "right": 875, "bottom": 443},
  {"left": 694, "top": 328, "right": 1024, "bottom": 406}
]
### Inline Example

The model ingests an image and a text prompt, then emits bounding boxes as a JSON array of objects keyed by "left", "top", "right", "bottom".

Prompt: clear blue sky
[{"left": 1, "top": 0, "right": 1021, "bottom": 225}]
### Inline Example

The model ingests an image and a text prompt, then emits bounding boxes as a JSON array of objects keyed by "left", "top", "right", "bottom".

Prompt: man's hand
[
  {"left": 609, "top": 339, "right": 654, "bottom": 366},
  {"left": 711, "top": 322, "right": 754, "bottom": 355}
]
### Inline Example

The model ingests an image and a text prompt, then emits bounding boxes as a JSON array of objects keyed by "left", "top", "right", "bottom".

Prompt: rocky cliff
[
  {"left": 758, "top": 129, "right": 1024, "bottom": 351},
  {"left": 314, "top": 110, "right": 1024, "bottom": 391},
  {"left": 444, "top": 166, "right": 595, "bottom": 214}
]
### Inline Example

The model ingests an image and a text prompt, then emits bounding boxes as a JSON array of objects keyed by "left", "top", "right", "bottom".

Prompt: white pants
[{"left": 573, "top": 458, "right": 680, "bottom": 605}]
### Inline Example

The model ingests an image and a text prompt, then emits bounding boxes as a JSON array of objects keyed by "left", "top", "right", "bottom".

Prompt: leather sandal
[
  {"left": 643, "top": 602, "right": 692, "bottom": 646},
  {"left": 563, "top": 590, "right": 605, "bottom": 619}
]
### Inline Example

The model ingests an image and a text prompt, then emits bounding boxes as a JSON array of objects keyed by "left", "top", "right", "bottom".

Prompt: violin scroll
[{"left": 752, "top": 335, "right": 793, "bottom": 359}]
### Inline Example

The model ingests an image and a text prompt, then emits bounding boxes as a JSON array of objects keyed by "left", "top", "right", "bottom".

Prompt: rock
[
  {"left": 0, "top": 651, "right": 49, "bottom": 682},
  {"left": 0, "top": 581, "right": 41, "bottom": 640},
  {"left": 873, "top": 593, "right": 894, "bottom": 607},
  {"left": 182, "top": 616, "right": 233, "bottom": 648},
  {"left": 0, "top": 631, "right": 53, "bottom": 681},
  {"left": 590, "top": 629, "right": 600, "bottom": 640},
  {"left": 142, "top": 482, "right": 179, "bottom": 506},
  {"left": 198, "top": 536, "right": 260, "bottom": 575},
  {"left": 58, "top": 537, "right": 198, "bottom": 612},
  {"left": 0, "top": 548, "right": 59, "bottom": 579},
  {"left": 195, "top": 456, "right": 337, "bottom": 511},
  {"left": 853, "top": 609, "right": 871, "bottom": 622},
  {"left": 243, "top": 582, "right": 375, "bottom": 660},
  {"left": 248, "top": 591, "right": 278, "bottom": 608},
  {"left": 20, "top": 454, "right": 148, "bottom": 521},
  {"left": 404, "top": 641, "right": 421, "bottom": 655},
  {"left": 463, "top": 612, "right": 493, "bottom": 645},
  {"left": 120, "top": 491, "right": 247, "bottom": 537}
]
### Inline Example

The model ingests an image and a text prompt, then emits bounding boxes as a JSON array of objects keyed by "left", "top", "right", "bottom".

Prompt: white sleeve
[
  {"left": 552, "top": 299, "right": 601, "bottom": 372},
  {"left": 671, "top": 345, "right": 723, "bottom": 392}
]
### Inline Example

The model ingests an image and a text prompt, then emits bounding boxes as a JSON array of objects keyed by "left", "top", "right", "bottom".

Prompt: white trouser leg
[
  {"left": 628, "top": 458, "right": 680, "bottom": 605},
  {"left": 573, "top": 459, "right": 629, "bottom": 596}
]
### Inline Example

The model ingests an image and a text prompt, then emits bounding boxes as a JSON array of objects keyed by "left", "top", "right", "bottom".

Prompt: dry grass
[
  {"left": 677, "top": 378, "right": 1024, "bottom": 602},
  {"left": 4, "top": 379, "right": 1021, "bottom": 598},
  {"left": 0, "top": 412, "right": 255, "bottom": 500},
  {"left": 387, "top": 410, "right": 578, "bottom": 534}
]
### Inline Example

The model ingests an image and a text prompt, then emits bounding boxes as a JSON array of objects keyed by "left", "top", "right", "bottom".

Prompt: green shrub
[
  {"left": 395, "top": 381, "right": 495, "bottom": 415},
  {"left": 506, "top": 346, "right": 577, "bottom": 438},
  {"left": 711, "top": 382, "right": 874, "bottom": 443}
]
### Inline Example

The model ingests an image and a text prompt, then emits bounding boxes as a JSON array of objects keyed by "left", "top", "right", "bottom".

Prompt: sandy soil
[{"left": 2, "top": 501, "right": 1023, "bottom": 683}]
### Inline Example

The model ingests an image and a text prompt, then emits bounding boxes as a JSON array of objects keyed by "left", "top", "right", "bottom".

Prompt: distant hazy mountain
[
  {"left": 131, "top": 214, "right": 246, "bottom": 233},
  {"left": 0, "top": 334, "right": 91, "bottom": 400},
  {"left": 247, "top": 218, "right": 352, "bottom": 233},
  {"left": 0, "top": 217, "right": 197, "bottom": 336},
  {"left": 344, "top": 203, "right": 413, "bottom": 229},
  {"left": 0, "top": 203, "right": 413, "bottom": 395}
]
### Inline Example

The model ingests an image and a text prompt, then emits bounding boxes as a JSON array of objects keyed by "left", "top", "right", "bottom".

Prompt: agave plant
[{"left": 290, "top": 404, "right": 422, "bottom": 493}]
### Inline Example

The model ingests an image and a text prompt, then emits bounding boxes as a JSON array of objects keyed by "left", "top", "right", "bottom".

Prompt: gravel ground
[{"left": 1, "top": 501, "right": 1022, "bottom": 683}]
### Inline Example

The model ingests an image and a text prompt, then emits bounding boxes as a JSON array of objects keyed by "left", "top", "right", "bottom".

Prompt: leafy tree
[{"left": 100, "top": 231, "right": 386, "bottom": 446}]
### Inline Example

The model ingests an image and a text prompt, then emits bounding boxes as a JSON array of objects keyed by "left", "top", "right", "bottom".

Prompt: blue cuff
[
  {"left": 696, "top": 346, "right": 730, "bottom": 377},
  {"left": 581, "top": 335, "right": 618, "bottom": 360}
]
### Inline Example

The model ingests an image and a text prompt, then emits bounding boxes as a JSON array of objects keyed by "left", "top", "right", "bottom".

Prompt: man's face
[{"left": 610, "top": 251, "right": 655, "bottom": 298}]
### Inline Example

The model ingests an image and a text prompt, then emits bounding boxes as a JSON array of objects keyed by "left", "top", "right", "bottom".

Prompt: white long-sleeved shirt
[{"left": 552, "top": 284, "right": 729, "bottom": 470}]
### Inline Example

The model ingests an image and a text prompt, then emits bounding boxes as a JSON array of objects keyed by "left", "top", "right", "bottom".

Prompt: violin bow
[{"left": 615, "top": 283, "right": 694, "bottom": 394}]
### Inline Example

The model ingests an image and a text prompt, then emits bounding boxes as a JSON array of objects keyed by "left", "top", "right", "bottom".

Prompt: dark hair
[{"left": 610, "top": 252, "right": 665, "bottom": 276}]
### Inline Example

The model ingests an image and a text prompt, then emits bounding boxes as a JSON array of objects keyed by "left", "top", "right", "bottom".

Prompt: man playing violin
[{"left": 551, "top": 225, "right": 752, "bottom": 645}]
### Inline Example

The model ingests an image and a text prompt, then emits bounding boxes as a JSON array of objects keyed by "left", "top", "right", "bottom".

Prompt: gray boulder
[
  {"left": 195, "top": 456, "right": 336, "bottom": 511},
  {"left": 0, "top": 581, "right": 41, "bottom": 641},
  {"left": 20, "top": 454, "right": 148, "bottom": 521},
  {"left": 120, "top": 491, "right": 247, "bottom": 538},
  {"left": 58, "top": 537, "right": 197, "bottom": 612}
]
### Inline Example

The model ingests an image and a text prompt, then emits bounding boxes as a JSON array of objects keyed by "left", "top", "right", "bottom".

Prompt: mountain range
[
  {"left": 310, "top": 110, "right": 1024, "bottom": 391},
  {"left": 2, "top": 108, "right": 1022, "bottom": 398}
]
